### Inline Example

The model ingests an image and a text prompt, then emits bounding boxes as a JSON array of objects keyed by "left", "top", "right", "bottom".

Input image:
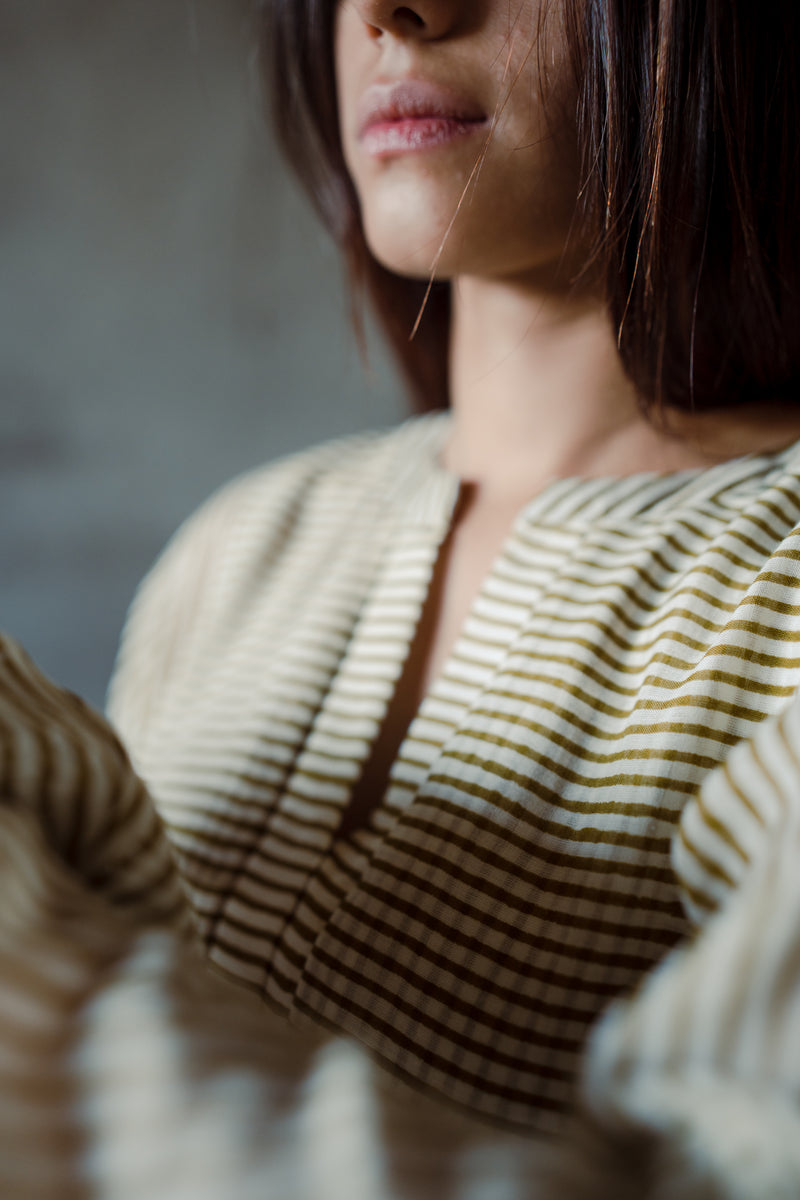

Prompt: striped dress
[
  {"left": 108, "top": 411, "right": 800, "bottom": 1136},
  {"left": 5, "top": 630, "right": 800, "bottom": 1194}
]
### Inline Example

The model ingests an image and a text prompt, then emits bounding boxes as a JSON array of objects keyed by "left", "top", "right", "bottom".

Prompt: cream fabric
[
  {"left": 5, "top": 631, "right": 800, "bottom": 1197},
  {"left": 108, "top": 413, "right": 800, "bottom": 1134},
  {"left": 7, "top": 393, "right": 800, "bottom": 1190}
]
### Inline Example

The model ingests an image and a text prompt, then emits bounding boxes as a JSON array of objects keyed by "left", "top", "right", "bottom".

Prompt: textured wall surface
[{"left": 0, "top": 0, "right": 403, "bottom": 705}]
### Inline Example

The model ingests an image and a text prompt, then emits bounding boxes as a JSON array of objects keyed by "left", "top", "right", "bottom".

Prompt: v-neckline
[{"left": 274, "top": 410, "right": 800, "bottom": 856}]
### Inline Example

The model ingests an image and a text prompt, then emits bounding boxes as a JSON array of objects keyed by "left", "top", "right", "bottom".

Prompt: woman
[
  {"left": 107, "top": 0, "right": 800, "bottom": 1147},
  {"left": 3, "top": 0, "right": 800, "bottom": 1193}
]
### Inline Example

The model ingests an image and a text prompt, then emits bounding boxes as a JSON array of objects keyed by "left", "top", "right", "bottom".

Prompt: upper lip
[{"left": 356, "top": 79, "right": 487, "bottom": 138}]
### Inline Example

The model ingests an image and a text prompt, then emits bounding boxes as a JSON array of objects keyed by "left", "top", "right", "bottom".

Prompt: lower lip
[{"left": 360, "top": 116, "right": 485, "bottom": 157}]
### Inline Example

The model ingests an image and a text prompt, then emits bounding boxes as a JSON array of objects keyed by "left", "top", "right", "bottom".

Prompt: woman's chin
[
  {"left": 362, "top": 231, "right": 445, "bottom": 280},
  {"left": 362, "top": 216, "right": 497, "bottom": 281},
  {"left": 357, "top": 177, "right": 485, "bottom": 279}
]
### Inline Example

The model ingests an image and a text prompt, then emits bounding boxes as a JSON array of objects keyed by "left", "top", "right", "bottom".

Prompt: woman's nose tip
[{"left": 352, "top": 0, "right": 461, "bottom": 41}]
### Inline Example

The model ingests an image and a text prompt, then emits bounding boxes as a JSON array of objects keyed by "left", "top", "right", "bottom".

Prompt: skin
[
  {"left": 336, "top": 0, "right": 580, "bottom": 282},
  {"left": 334, "top": 0, "right": 800, "bottom": 831}
]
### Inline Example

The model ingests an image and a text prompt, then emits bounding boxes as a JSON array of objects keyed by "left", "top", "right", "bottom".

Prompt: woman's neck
[{"left": 443, "top": 274, "right": 800, "bottom": 503}]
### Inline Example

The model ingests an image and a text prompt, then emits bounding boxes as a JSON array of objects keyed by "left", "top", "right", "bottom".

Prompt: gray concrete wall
[{"left": 0, "top": 0, "right": 404, "bottom": 705}]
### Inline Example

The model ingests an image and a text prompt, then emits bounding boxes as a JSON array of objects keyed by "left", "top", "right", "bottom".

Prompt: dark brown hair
[{"left": 260, "top": 0, "right": 800, "bottom": 414}]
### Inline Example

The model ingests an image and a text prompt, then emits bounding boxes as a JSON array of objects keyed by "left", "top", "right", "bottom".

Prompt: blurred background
[{"left": 0, "top": 0, "right": 403, "bottom": 706}]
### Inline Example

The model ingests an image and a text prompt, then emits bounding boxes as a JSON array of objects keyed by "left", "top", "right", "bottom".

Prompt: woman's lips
[
  {"left": 357, "top": 80, "right": 487, "bottom": 157},
  {"left": 361, "top": 115, "right": 485, "bottom": 155}
]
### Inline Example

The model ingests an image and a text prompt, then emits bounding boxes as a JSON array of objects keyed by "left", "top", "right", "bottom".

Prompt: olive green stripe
[
  {"left": 490, "top": 555, "right": 791, "bottom": 622},
  {"left": 270, "top": 905, "right": 626, "bottom": 1020},
  {"left": 2, "top": 653, "right": 95, "bottom": 847},
  {"left": 738, "top": 510, "right": 793, "bottom": 547},
  {"left": 397, "top": 797, "right": 679, "bottom": 891},
  {"left": 171, "top": 843, "right": 303, "bottom": 914},
  {"left": 465, "top": 604, "right": 800, "bottom": 657},
  {"left": 328, "top": 653, "right": 411, "bottom": 674},
  {"left": 747, "top": 565, "right": 800, "bottom": 591},
  {"left": 324, "top": 850, "right": 681, "bottom": 950},
  {"left": 757, "top": 492, "right": 800, "bottom": 527},
  {"left": 396, "top": 728, "right": 455, "bottom": 753},
  {"left": 160, "top": 752, "right": 296, "bottom": 789},
  {"left": 158, "top": 774, "right": 289, "bottom": 812},
  {"left": 678, "top": 875, "right": 718, "bottom": 919},
  {"left": 156, "top": 724, "right": 311, "bottom": 769},
  {"left": 479, "top": 678, "right": 762, "bottom": 726},
  {"left": 293, "top": 992, "right": 570, "bottom": 1130},
  {"left": 454, "top": 611, "right": 724, "bottom": 659},
  {"left": 689, "top": 789, "right": 751, "bottom": 866},
  {"left": 202, "top": 926, "right": 283, "bottom": 971},
  {"left": 750, "top": 737, "right": 789, "bottom": 811},
  {"left": 164, "top": 813, "right": 312, "bottom": 856},
  {"left": 333, "top": 884, "right": 673, "bottom": 981},
  {"left": 300, "top": 945, "right": 584, "bottom": 1085},
  {"left": 737, "top": 592, "right": 800, "bottom": 619},
  {"left": 307, "top": 916, "right": 640, "bottom": 1039},
  {"left": 662, "top": 521, "right": 781, "bottom": 562},
  {"left": 457, "top": 721, "right": 716, "bottom": 780},
  {"left": 88, "top": 774, "right": 155, "bottom": 857},
  {"left": 100, "top": 849, "right": 180, "bottom": 907},
  {"left": 286, "top": 764, "right": 357, "bottom": 790},
  {"left": 675, "top": 822, "right": 737, "bottom": 891},
  {"left": 448, "top": 725, "right": 713, "bottom": 811},
  {"left": 499, "top": 542, "right": 757, "bottom": 593},
  {"left": 486, "top": 559, "right": 737, "bottom": 618},
  {"left": 470, "top": 698, "right": 740, "bottom": 752},
  {"left": 484, "top": 627, "right": 800, "bottom": 680},
  {"left": 778, "top": 704, "right": 800, "bottom": 777},
  {"left": 237, "top": 863, "right": 680, "bottom": 989},
  {"left": 513, "top": 509, "right": 787, "bottom": 570},
  {"left": 384, "top": 750, "right": 435, "bottom": 773},
  {"left": 383, "top": 776, "right": 416, "bottom": 794},
  {"left": 194, "top": 795, "right": 658, "bottom": 934},
  {"left": 312, "top": 832, "right": 681, "bottom": 940},
  {"left": 92, "top": 805, "right": 175, "bottom": 889},
  {"left": 435, "top": 749, "right": 691, "bottom": 845},
  {"left": 493, "top": 657, "right": 794, "bottom": 701},
  {"left": 172, "top": 809, "right": 683, "bottom": 927},
  {"left": 718, "top": 759, "right": 768, "bottom": 828},
  {"left": 167, "top": 812, "right": 332, "bottom": 867},
  {"left": 445, "top": 627, "right": 513, "bottom": 652},
  {"left": 156, "top": 777, "right": 284, "bottom": 813}
]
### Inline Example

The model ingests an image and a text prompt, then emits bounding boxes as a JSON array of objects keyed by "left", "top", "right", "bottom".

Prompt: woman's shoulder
[
  {"left": 202, "top": 412, "right": 448, "bottom": 512},
  {"left": 152, "top": 413, "right": 445, "bottom": 562},
  {"left": 107, "top": 415, "right": 449, "bottom": 743}
]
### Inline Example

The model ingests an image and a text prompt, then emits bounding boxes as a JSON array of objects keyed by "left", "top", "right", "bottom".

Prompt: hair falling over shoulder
[{"left": 258, "top": 0, "right": 800, "bottom": 417}]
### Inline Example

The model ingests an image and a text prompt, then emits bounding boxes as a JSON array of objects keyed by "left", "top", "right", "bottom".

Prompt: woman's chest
[
  {"left": 134, "top": 507, "right": 800, "bottom": 1129},
  {"left": 139, "top": 503, "right": 800, "bottom": 935}
]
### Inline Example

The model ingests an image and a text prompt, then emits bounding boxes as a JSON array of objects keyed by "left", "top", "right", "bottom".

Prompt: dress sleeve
[
  {"left": 12, "top": 628, "right": 800, "bottom": 1197},
  {"left": 105, "top": 482, "right": 244, "bottom": 764},
  {"left": 574, "top": 692, "right": 800, "bottom": 1198},
  {"left": 0, "top": 636, "right": 566, "bottom": 1199},
  {"left": 106, "top": 449, "right": 316, "bottom": 767},
  {"left": 0, "top": 634, "right": 187, "bottom": 929}
]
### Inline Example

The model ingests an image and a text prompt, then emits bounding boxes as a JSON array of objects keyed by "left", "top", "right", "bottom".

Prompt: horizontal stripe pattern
[
  {"left": 6, "top": 632, "right": 800, "bottom": 1195},
  {"left": 581, "top": 689, "right": 800, "bottom": 1198},
  {"left": 109, "top": 413, "right": 800, "bottom": 1132},
  {"left": 0, "top": 702, "right": 568, "bottom": 1198},
  {"left": 0, "top": 637, "right": 187, "bottom": 930}
]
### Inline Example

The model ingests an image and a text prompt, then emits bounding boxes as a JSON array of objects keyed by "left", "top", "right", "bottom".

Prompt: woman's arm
[
  {"left": 0, "top": 634, "right": 551, "bottom": 1199},
  {"left": 573, "top": 692, "right": 800, "bottom": 1198},
  {"left": 0, "top": 635, "right": 187, "bottom": 927},
  {"left": 7, "top": 630, "right": 800, "bottom": 1198}
]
